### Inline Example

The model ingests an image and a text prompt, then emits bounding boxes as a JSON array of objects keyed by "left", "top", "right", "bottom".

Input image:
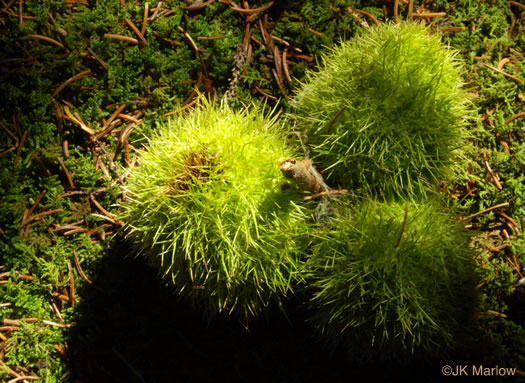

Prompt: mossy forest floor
[{"left": 1, "top": 0, "right": 524, "bottom": 382}]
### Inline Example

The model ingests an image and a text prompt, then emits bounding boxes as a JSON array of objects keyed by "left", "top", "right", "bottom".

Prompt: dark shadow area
[{"left": 64, "top": 239, "right": 490, "bottom": 383}]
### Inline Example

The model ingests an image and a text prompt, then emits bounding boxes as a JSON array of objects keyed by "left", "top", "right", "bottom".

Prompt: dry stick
[
  {"left": 180, "top": 0, "right": 214, "bottom": 11},
  {"left": 73, "top": 249, "right": 93, "bottom": 284},
  {"left": 141, "top": 2, "right": 149, "bottom": 35},
  {"left": 505, "top": 111, "right": 525, "bottom": 125},
  {"left": 27, "top": 34, "right": 66, "bottom": 50},
  {"left": 358, "top": 9, "right": 380, "bottom": 26},
  {"left": 104, "top": 33, "right": 139, "bottom": 44},
  {"left": 125, "top": 18, "right": 147, "bottom": 46},
  {"left": 53, "top": 69, "right": 92, "bottom": 97},
  {"left": 460, "top": 202, "right": 510, "bottom": 221},
  {"left": 67, "top": 262, "right": 75, "bottom": 306},
  {"left": 13, "top": 130, "right": 26, "bottom": 169},
  {"left": 56, "top": 157, "right": 75, "bottom": 189},
  {"left": 481, "top": 63, "right": 523, "bottom": 84}
]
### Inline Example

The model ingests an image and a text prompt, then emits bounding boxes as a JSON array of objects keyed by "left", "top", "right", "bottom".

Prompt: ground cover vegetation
[{"left": 0, "top": 0, "right": 524, "bottom": 382}]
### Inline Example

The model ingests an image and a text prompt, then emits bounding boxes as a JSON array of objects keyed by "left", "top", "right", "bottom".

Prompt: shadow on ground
[{"left": 64, "top": 239, "right": 483, "bottom": 383}]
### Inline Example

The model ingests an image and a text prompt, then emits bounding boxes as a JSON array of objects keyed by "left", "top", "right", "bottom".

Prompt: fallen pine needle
[
  {"left": 412, "top": 12, "right": 447, "bottom": 18},
  {"left": 125, "top": 18, "right": 147, "bottom": 46},
  {"left": 42, "top": 320, "right": 74, "bottom": 328},
  {"left": 21, "top": 209, "right": 64, "bottom": 227},
  {"left": 231, "top": 1, "right": 274, "bottom": 14},
  {"left": 504, "top": 111, "right": 525, "bottom": 125},
  {"left": 27, "top": 34, "right": 67, "bottom": 50},
  {"left": 482, "top": 63, "right": 523, "bottom": 84},
  {"left": 53, "top": 69, "right": 92, "bottom": 97},
  {"left": 460, "top": 202, "right": 509, "bottom": 221},
  {"left": 104, "top": 33, "right": 139, "bottom": 44},
  {"left": 74, "top": 249, "right": 93, "bottom": 284},
  {"left": 13, "top": 130, "right": 27, "bottom": 169}
]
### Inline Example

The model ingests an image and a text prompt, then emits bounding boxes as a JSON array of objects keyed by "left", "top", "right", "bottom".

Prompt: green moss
[{"left": 120, "top": 101, "right": 310, "bottom": 320}]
